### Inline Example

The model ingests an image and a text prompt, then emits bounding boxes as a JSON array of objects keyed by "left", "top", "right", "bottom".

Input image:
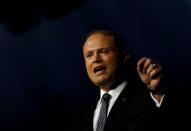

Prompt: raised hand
[{"left": 137, "top": 57, "right": 163, "bottom": 91}]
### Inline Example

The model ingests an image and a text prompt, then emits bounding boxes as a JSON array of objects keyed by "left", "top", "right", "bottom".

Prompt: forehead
[{"left": 83, "top": 33, "right": 117, "bottom": 52}]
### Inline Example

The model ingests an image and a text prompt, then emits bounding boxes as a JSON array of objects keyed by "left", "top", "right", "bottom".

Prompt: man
[{"left": 71, "top": 30, "right": 166, "bottom": 131}]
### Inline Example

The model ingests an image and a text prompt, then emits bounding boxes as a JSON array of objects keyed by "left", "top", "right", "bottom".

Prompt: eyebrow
[
  {"left": 85, "top": 50, "right": 93, "bottom": 54},
  {"left": 85, "top": 47, "right": 108, "bottom": 53}
]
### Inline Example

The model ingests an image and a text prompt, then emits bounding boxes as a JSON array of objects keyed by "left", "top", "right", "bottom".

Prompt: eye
[
  {"left": 86, "top": 53, "right": 93, "bottom": 58},
  {"left": 101, "top": 49, "right": 109, "bottom": 54}
]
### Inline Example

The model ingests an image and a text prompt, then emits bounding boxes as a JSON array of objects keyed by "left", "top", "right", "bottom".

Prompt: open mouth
[{"left": 94, "top": 66, "right": 106, "bottom": 74}]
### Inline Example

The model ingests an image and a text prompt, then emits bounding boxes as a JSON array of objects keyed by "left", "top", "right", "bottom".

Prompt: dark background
[{"left": 0, "top": 0, "right": 190, "bottom": 130}]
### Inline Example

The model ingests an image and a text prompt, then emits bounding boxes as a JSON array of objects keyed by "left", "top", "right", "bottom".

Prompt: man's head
[{"left": 83, "top": 30, "right": 129, "bottom": 91}]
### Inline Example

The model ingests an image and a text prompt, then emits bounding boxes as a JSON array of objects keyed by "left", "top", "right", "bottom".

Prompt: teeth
[{"left": 94, "top": 66, "right": 105, "bottom": 73}]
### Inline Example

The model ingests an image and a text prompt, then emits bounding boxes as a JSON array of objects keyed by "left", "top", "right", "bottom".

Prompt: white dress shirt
[
  {"left": 93, "top": 81, "right": 164, "bottom": 131},
  {"left": 93, "top": 81, "right": 127, "bottom": 131}
]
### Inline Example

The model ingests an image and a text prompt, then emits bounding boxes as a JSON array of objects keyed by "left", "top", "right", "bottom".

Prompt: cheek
[
  {"left": 107, "top": 55, "right": 119, "bottom": 65},
  {"left": 110, "top": 62, "right": 119, "bottom": 72},
  {"left": 106, "top": 57, "right": 119, "bottom": 72},
  {"left": 85, "top": 62, "right": 92, "bottom": 75}
]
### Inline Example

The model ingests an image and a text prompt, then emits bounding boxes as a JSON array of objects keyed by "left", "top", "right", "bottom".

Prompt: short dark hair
[{"left": 85, "top": 29, "right": 127, "bottom": 53}]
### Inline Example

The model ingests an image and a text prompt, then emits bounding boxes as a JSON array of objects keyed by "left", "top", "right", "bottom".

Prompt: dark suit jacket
[{"left": 71, "top": 80, "right": 168, "bottom": 131}]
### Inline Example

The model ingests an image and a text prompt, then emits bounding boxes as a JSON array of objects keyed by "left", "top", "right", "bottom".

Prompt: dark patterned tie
[{"left": 96, "top": 93, "right": 111, "bottom": 131}]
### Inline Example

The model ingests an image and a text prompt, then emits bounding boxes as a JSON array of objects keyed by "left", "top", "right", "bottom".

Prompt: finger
[
  {"left": 142, "top": 58, "right": 154, "bottom": 73},
  {"left": 149, "top": 67, "right": 162, "bottom": 79},
  {"left": 137, "top": 57, "right": 147, "bottom": 73},
  {"left": 146, "top": 64, "right": 155, "bottom": 75}
]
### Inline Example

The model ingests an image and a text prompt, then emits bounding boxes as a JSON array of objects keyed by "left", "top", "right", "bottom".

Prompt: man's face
[{"left": 83, "top": 33, "right": 121, "bottom": 89}]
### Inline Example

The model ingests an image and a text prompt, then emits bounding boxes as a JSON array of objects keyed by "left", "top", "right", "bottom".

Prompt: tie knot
[{"left": 102, "top": 93, "right": 111, "bottom": 101}]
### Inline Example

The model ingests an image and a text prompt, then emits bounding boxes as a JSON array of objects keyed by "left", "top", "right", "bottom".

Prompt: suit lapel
[
  {"left": 104, "top": 80, "right": 139, "bottom": 131},
  {"left": 108, "top": 80, "right": 138, "bottom": 116}
]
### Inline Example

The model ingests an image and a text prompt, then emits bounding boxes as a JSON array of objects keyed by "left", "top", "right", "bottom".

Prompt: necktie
[{"left": 96, "top": 93, "right": 111, "bottom": 131}]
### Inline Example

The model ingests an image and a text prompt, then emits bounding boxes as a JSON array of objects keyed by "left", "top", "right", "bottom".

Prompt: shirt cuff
[{"left": 150, "top": 92, "right": 165, "bottom": 108}]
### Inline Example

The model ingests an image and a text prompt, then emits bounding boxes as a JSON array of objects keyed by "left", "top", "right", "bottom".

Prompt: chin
[{"left": 93, "top": 79, "right": 110, "bottom": 87}]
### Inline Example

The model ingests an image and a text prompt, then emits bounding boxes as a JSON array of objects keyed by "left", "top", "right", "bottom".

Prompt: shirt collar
[{"left": 99, "top": 81, "right": 127, "bottom": 104}]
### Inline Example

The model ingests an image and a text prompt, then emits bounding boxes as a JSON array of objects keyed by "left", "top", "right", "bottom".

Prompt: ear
[{"left": 123, "top": 51, "right": 130, "bottom": 64}]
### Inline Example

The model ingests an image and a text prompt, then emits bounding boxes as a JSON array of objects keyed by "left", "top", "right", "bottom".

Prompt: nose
[{"left": 92, "top": 52, "right": 102, "bottom": 64}]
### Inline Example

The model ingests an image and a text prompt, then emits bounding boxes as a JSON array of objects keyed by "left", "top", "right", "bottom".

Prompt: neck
[{"left": 100, "top": 78, "right": 124, "bottom": 92}]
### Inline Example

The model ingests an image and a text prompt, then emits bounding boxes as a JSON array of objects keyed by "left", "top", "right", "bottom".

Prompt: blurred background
[{"left": 0, "top": 0, "right": 190, "bottom": 130}]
